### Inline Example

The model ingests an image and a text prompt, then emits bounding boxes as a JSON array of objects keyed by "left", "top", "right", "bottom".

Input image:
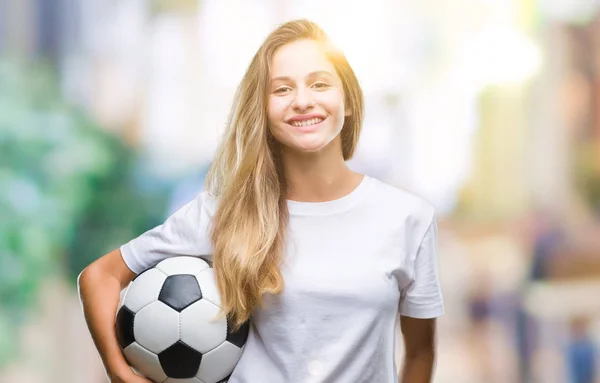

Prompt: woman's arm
[
  {"left": 79, "top": 193, "right": 209, "bottom": 381},
  {"left": 78, "top": 248, "right": 152, "bottom": 382},
  {"left": 398, "top": 316, "right": 437, "bottom": 383}
]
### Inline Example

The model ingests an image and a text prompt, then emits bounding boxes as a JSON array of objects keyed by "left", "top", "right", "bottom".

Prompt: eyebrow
[{"left": 270, "top": 70, "right": 334, "bottom": 83}]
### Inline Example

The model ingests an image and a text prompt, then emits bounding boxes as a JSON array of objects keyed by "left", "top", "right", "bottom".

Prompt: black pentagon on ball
[
  {"left": 226, "top": 320, "right": 250, "bottom": 348},
  {"left": 216, "top": 374, "right": 231, "bottom": 383},
  {"left": 158, "top": 274, "right": 202, "bottom": 312},
  {"left": 158, "top": 340, "right": 202, "bottom": 378},
  {"left": 115, "top": 306, "right": 135, "bottom": 349}
]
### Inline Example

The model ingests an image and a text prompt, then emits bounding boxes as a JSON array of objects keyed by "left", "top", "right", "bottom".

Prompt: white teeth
[{"left": 291, "top": 118, "right": 324, "bottom": 127}]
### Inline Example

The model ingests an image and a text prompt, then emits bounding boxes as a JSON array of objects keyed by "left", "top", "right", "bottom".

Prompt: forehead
[{"left": 270, "top": 39, "right": 336, "bottom": 78}]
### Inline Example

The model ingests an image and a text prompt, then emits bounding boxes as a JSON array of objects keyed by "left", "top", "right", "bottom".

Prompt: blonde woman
[{"left": 79, "top": 19, "right": 444, "bottom": 383}]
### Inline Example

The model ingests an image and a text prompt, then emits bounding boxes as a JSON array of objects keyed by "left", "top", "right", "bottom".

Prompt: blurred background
[{"left": 1, "top": 0, "right": 600, "bottom": 382}]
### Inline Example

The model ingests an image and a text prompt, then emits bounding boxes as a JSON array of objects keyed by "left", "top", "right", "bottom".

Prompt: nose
[{"left": 291, "top": 87, "right": 314, "bottom": 112}]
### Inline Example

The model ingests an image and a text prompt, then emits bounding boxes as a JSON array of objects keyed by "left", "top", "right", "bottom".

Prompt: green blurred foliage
[{"left": 0, "top": 58, "right": 170, "bottom": 368}]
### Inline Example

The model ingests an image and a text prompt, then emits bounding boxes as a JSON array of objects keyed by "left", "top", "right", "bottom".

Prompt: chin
[
  {"left": 290, "top": 138, "right": 332, "bottom": 153},
  {"left": 284, "top": 145, "right": 322, "bottom": 154},
  {"left": 276, "top": 130, "right": 341, "bottom": 155}
]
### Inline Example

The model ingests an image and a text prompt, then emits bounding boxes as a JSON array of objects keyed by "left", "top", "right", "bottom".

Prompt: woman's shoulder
[
  {"left": 197, "top": 189, "right": 220, "bottom": 214},
  {"left": 367, "top": 176, "right": 436, "bottom": 222}
]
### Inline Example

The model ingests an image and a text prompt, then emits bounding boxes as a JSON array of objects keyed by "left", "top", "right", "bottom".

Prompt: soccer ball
[{"left": 115, "top": 256, "right": 249, "bottom": 383}]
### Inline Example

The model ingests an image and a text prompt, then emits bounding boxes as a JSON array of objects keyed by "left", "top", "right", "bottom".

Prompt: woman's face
[{"left": 267, "top": 39, "right": 350, "bottom": 155}]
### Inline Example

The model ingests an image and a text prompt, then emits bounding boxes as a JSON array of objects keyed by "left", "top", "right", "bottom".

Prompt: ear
[{"left": 344, "top": 108, "right": 352, "bottom": 117}]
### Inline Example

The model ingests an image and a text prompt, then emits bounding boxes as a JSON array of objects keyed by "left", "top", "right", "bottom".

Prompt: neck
[{"left": 280, "top": 138, "right": 363, "bottom": 203}]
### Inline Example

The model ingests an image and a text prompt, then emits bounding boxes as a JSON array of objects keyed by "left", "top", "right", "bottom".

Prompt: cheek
[
  {"left": 320, "top": 91, "right": 346, "bottom": 116},
  {"left": 267, "top": 98, "right": 288, "bottom": 122}
]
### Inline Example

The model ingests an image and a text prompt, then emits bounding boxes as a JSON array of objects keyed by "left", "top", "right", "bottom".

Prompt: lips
[
  {"left": 289, "top": 117, "right": 326, "bottom": 133},
  {"left": 289, "top": 117, "right": 324, "bottom": 128},
  {"left": 285, "top": 113, "right": 327, "bottom": 126}
]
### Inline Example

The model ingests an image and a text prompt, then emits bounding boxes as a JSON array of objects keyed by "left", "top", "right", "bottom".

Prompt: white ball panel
[
  {"left": 119, "top": 285, "right": 129, "bottom": 307},
  {"left": 163, "top": 378, "right": 204, "bottom": 383},
  {"left": 123, "top": 342, "right": 167, "bottom": 383},
  {"left": 195, "top": 268, "right": 221, "bottom": 307},
  {"left": 180, "top": 300, "right": 226, "bottom": 354},
  {"left": 156, "top": 256, "right": 210, "bottom": 276},
  {"left": 196, "top": 341, "right": 242, "bottom": 383},
  {"left": 123, "top": 268, "right": 167, "bottom": 312},
  {"left": 134, "top": 301, "right": 180, "bottom": 354}
]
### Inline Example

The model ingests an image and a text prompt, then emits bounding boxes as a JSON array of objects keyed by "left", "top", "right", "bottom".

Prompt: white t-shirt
[{"left": 121, "top": 174, "right": 444, "bottom": 383}]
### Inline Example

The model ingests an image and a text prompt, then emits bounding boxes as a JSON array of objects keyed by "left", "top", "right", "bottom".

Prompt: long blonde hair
[{"left": 205, "top": 19, "right": 364, "bottom": 330}]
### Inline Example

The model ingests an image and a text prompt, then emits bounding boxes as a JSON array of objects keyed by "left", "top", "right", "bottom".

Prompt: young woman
[{"left": 79, "top": 19, "right": 444, "bottom": 383}]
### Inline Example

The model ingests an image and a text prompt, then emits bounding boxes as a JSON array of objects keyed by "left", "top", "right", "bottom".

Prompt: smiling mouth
[{"left": 289, "top": 117, "right": 325, "bottom": 128}]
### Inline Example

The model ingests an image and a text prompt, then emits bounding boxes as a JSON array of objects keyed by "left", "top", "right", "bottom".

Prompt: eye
[
  {"left": 312, "top": 82, "right": 330, "bottom": 89},
  {"left": 274, "top": 86, "right": 292, "bottom": 94}
]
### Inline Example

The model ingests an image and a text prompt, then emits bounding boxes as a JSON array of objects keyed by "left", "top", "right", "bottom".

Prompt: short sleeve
[
  {"left": 120, "top": 191, "right": 213, "bottom": 274},
  {"left": 399, "top": 215, "right": 444, "bottom": 319}
]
